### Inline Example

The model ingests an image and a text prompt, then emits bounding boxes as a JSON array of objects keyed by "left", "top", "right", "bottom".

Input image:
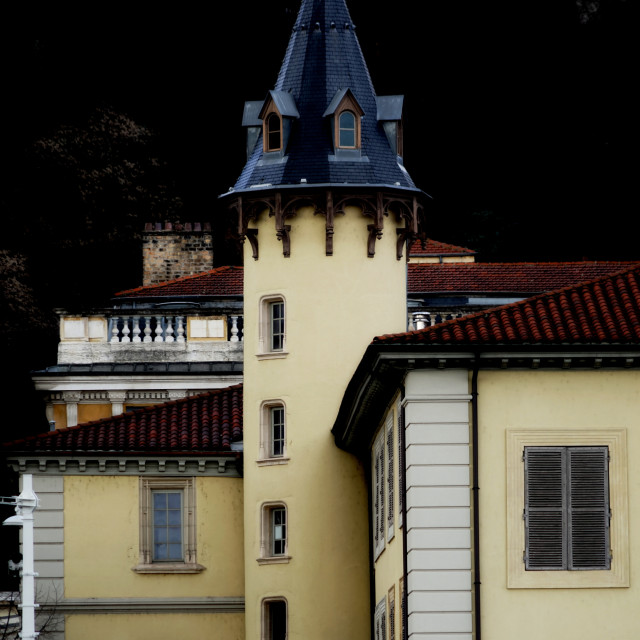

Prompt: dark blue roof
[{"left": 230, "top": 0, "right": 418, "bottom": 194}]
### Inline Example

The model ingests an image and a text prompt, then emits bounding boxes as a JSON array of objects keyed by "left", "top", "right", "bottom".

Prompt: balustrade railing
[
  {"left": 107, "top": 315, "right": 243, "bottom": 343},
  {"left": 410, "top": 310, "right": 465, "bottom": 330}
]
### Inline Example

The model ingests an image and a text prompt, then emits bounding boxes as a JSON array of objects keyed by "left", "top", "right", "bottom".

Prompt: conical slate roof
[{"left": 231, "top": 0, "right": 417, "bottom": 193}]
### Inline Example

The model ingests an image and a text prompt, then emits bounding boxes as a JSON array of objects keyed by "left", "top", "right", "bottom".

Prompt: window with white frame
[
  {"left": 373, "top": 429, "right": 385, "bottom": 559},
  {"left": 259, "top": 401, "right": 288, "bottom": 464},
  {"left": 262, "top": 598, "right": 287, "bottom": 640},
  {"left": 134, "top": 477, "right": 204, "bottom": 573},
  {"left": 397, "top": 398, "right": 404, "bottom": 529},
  {"left": 259, "top": 295, "right": 287, "bottom": 357},
  {"left": 259, "top": 502, "right": 290, "bottom": 564}
]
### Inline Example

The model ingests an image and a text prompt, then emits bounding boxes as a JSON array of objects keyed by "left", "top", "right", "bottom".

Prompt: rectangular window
[
  {"left": 271, "top": 406, "right": 285, "bottom": 457},
  {"left": 134, "top": 477, "right": 204, "bottom": 574},
  {"left": 152, "top": 490, "right": 183, "bottom": 561},
  {"left": 259, "top": 503, "right": 290, "bottom": 564},
  {"left": 374, "top": 596, "right": 387, "bottom": 640},
  {"left": 524, "top": 446, "right": 610, "bottom": 570},
  {"left": 262, "top": 599, "right": 287, "bottom": 640},
  {"left": 507, "top": 429, "right": 628, "bottom": 589},
  {"left": 270, "top": 301, "right": 285, "bottom": 351},
  {"left": 397, "top": 400, "right": 404, "bottom": 529}
]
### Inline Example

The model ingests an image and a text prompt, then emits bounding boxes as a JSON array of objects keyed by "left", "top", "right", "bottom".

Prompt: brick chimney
[{"left": 142, "top": 222, "right": 213, "bottom": 286}]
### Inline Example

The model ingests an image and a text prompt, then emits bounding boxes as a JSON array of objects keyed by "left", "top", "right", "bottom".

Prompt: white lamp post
[{"left": 2, "top": 474, "right": 39, "bottom": 639}]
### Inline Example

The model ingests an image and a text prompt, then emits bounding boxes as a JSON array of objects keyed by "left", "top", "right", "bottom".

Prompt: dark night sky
[{"left": 3, "top": 0, "right": 637, "bottom": 262}]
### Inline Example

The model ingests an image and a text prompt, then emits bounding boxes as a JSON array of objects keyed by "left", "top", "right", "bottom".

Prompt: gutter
[{"left": 471, "top": 357, "right": 481, "bottom": 640}]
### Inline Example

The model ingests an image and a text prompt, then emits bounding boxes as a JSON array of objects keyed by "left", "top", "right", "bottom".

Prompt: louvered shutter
[
  {"left": 397, "top": 400, "right": 404, "bottom": 528},
  {"left": 373, "top": 431, "right": 385, "bottom": 559},
  {"left": 386, "top": 413, "right": 395, "bottom": 541},
  {"left": 568, "top": 447, "right": 610, "bottom": 569},
  {"left": 524, "top": 446, "right": 609, "bottom": 570}
]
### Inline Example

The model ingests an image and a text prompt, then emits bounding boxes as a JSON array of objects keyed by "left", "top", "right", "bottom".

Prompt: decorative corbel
[{"left": 273, "top": 192, "right": 292, "bottom": 257}]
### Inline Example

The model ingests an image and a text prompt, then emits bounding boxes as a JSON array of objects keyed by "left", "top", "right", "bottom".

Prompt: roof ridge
[
  {"left": 408, "top": 260, "right": 639, "bottom": 268},
  {"left": 115, "top": 265, "right": 243, "bottom": 297}
]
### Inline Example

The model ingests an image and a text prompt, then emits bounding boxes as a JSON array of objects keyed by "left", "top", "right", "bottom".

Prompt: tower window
[
  {"left": 258, "top": 295, "right": 287, "bottom": 359},
  {"left": 270, "top": 300, "right": 285, "bottom": 351},
  {"left": 262, "top": 598, "right": 287, "bottom": 640},
  {"left": 259, "top": 502, "right": 290, "bottom": 563},
  {"left": 265, "top": 112, "right": 282, "bottom": 152},
  {"left": 259, "top": 401, "right": 289, "bottom": 464},
  {"left": 338, "top": 110, "right": 356, "bottom": 148}
]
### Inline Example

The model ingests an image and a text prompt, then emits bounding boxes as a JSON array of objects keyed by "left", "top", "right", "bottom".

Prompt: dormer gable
[
  {"left": 323, "top": 88, "right": 364, "bottom": 151},
  {"left": 259, "top": 90, "right": 300, "bottom": 154},
  {"left": 377, "top": 95, "right": 404, "bottom": 159}
]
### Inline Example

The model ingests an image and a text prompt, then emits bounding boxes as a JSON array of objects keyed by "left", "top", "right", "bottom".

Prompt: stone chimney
[{"left": 142, "top": 222, "right": 213, "bottom": 286}]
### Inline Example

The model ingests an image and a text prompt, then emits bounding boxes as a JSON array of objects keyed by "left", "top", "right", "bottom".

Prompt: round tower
[{"left": 222, "top": 1, "right": 427, "bottom": 637}]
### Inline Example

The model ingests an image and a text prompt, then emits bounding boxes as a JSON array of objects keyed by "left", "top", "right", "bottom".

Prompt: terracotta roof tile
[
  {"left": 2, "top": 386, "right": 243, "bottom": 455},
  {"left": 408, "top": 261, "right": 639, "bottom": 294},
  {"left": 115, "top": 266, "right": 243, "bottom": 298},
  {"left": 408, "top": 238, "right": 476, "bottom": 256},
  {"left": 375, "top": 265, "right": 640, "bottom": 346}
]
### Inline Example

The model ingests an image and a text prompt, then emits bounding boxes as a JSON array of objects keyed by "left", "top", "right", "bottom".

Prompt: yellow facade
[
  {"left": 478, "top": 369, "right": 640, "bottom": 640},
  {"left": 77, "top": 403, "right": 111, "bottom": 425},
  {"left": 64, "top": 474, "right": 244, "bottom": 598},
  {"left": 66, "top": 613, "right": 244, "bottom": 640},
  {"left": 243, "top": 204, "right": 408, "bottom": 638}
]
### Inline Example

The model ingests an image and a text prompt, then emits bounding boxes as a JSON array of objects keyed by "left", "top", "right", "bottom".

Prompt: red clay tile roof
[
  {"left": 376, "top": 265, "right": 640, "bottom": 346},
  {"left": 408, "top": 261, "right": 639, "bottom": 294},
  {"left": 409, "top": 238, "right": 476, "bottom": 256},
  {"left": 115, "top": 266, "right": 243, "bottom": 298},
  {"left": 2, "top": 386, "right": 243, "bottom": 455}
]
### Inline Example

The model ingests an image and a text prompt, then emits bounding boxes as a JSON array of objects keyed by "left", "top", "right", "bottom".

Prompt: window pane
[
  {"left": 339, "top": 111, "right": 356, "bottom": 148},
  {"left": 272, "top": 508, "right": 286, "bottom": 555},
  {"left": 270, "top": 301, "right": 285, "bottom": 351},
  {"left": 267, "top": 114, "right": 281, "bottom": 151},
  {"left": 268, "top": 600, "right": 287, "bottom": 640},
  {"left": 271, "top": 406, "right": 285, "bottom": 457},
  {"left": 152, "top": 491, "right": 183, "bottom": 561}
]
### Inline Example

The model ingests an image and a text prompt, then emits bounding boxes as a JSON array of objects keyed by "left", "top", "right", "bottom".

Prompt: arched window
[
  {"left": 338, "top": 110, "right": 357, "bottom": 148},
  {"left": 266, "top": 112, "right": 282, "bottom": 152}
]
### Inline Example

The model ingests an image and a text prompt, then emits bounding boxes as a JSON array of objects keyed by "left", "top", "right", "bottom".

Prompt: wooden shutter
[
  {"left": 397, "top": 400, "right": 404, "bottom": 528},
  {"left": 524, "top": 446, "right": 609, "bottom": 570},
  {"left": 568, "top": 447, "right": 610, "bottom": 569}
]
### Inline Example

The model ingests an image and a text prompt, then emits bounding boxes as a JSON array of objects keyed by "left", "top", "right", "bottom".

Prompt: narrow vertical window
[
  {"left": 263, "top": 599, "right": 287, "bottom": 640},
  {"left": 373, "top": 429, "right": 385, "bottom": 559},
  {"left": 397, "top": 400, "right": 404, "bottom": 528},
  {"left": 386, "top": 412, "right": 395, "bottom": 541},
  {"left": 266, "top": 113, "right": 282, "bottom": 151},
  {"left": 271, "top": 406, "right": 285, "bottom": 457},
  {"left": 338, "top": 110, "right": 356, "bottom": 148},
  {"left": 260, "top": 503, "right": 290, "bottom": 563},
  {"left": 272, "top": 507, "right": 287, "bottom": 555},
  {"left": 270, "top": 300, "right": 285, "bottom": 352},
  {"left": 152, "top": 490, "right": 183, "bottom": 561}
]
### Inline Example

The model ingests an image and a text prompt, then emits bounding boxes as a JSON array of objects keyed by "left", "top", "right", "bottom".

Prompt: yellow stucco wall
[
  {"left": 66, "top": 613, "right": 244, "bottom": 640},
  {"left": 77, "top": 403, "right": 112, "bottom": 424},
  {"left": 64, "top": 475, "right": 244, "bottom": 598},
  {"left": 478, "top": 369, "right": 640, "bottom": 640},
  {"left": 243, "top": 205, "right": 408, "bottom": 639},
  {"left": 53, "top": 404, "right": 67, "bottom": 429}
]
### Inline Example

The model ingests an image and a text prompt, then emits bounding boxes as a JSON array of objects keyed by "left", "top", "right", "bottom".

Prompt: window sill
[
  {"left": 132, "top": 563, "right": 206, "bottom": 574},
  {"left": 256, "top": 351, "right": 289, "bottom": 361},
  {"left": 257, "top": 556, "right": 291, "bottom": 566},
  {"left": 257, "top": 457, "right": 290, "bottom": 467}
]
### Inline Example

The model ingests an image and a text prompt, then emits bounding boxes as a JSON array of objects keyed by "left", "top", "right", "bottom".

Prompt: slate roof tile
[
  {"left": 2, "top": 386, "right": 243, "bottom": 455},
  {"left": 375, "top": 265, "right": 640, "bottom": 346}
]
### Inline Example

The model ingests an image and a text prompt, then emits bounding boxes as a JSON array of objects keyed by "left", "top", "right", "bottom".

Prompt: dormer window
[
  {"left": 324, "top": 89, "right": 364, "bottom": 152},
  {"left": 258, "top": 90, "right": 300, "bottom": 156},
  {"left": 266, "top": 112, "right": 282, "bottom": 152},
  {"left": 338, "top": 111, "right": 357, "bottom": 148}
]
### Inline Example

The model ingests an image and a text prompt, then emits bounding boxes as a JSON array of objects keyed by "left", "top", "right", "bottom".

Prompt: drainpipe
[
  {"left": 471, "top": 359, "right": 481, "bottom": 640},
  {"left": 400, "top": 389, "right": 408, "bottom": 640}
]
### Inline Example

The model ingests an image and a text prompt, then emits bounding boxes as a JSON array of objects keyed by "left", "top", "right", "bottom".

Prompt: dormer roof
[
  {"left": 228, "top": 0, "right": 419, "bottom": 196},
  {"left": 259, "top": 90, "right": 300, "bottom": 120}
]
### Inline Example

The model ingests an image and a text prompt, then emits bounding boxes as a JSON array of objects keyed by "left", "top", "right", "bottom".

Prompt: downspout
[
  {"left": 400, "top": 388, "right": 408, "bottom": 640},
  {"left": 471, "top": 358, "right": 481, "bottom": 640}
]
